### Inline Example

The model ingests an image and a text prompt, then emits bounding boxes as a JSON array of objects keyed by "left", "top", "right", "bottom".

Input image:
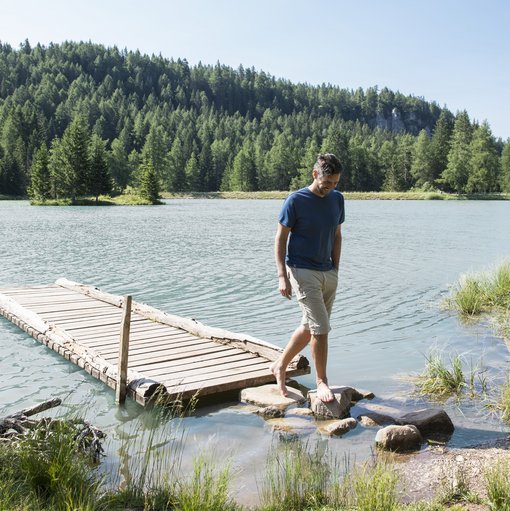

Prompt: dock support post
[{"left": 116, "top": 295, "right": 132, "bottom": 404}]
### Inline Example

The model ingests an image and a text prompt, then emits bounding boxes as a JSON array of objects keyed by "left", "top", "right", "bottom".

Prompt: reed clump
[
  {"left": 485, "top": 460, "right": 510, "bottom": 511},
  {"left": 447, "top": 261, "right": 510, "bottom": 335}
]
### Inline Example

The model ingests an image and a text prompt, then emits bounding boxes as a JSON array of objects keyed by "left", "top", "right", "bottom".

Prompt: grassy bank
[
  {"left": 3, "top": 417, "right": 510, "bottom": 511},
  {"left": 161, "top": 191, "right": 510, "bottom": 201},
  {"left": 30, "top": 194, "right": 158, "bottom": 206}
]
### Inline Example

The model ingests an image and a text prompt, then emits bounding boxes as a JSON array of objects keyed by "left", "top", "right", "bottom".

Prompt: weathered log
[{"left": 11, "top": 397, "right": 62, "bottom": 419}]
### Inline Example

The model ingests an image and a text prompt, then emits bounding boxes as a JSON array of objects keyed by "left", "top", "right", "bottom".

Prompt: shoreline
[
  {"left": 162, "top": 191, "right": 510, "bottom": 201},
  {"left": 3, "top": 191, "right": 510, "bottom": 202}
]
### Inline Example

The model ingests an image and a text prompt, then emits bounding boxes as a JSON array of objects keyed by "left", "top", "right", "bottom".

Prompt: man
[{"left": 270, "top": 153, "right": 344, "bottom": 402}]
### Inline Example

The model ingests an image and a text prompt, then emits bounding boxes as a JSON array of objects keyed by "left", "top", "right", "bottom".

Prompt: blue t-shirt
[{"left": 278, "top": 187, "right": 345, "bottom": 271}]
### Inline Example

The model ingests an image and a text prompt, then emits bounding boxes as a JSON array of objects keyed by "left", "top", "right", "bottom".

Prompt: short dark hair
[{"left": 314, "top": 153, "right": 343, "bottom": 176}]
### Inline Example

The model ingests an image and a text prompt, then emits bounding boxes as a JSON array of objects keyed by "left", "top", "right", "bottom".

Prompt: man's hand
[{"left": 278, "top": 275, "right": 292, "bottom": 299}]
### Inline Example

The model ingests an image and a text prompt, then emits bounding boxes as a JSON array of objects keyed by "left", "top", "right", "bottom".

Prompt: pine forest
[{"left": 1, "top": 40, "right": 509, "bottom": 202}]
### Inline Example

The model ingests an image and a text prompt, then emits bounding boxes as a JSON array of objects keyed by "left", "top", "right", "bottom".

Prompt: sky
[{"left": 1, "top": 0, "right": 509, "bottom": 139}]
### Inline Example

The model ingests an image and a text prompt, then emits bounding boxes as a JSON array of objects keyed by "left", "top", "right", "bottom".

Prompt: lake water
[{"left": 1, "top": 198, "right": 510, "bottom": 503}]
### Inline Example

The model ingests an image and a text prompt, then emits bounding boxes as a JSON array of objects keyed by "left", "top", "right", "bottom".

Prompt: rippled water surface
[{"left": 1, "top": 198, "right": 510, "bottom": 503}]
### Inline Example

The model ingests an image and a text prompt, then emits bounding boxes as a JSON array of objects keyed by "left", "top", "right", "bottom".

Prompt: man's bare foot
[
  {"left": 269, "top": 361, "right": 288, "bottom": 397},
  {"left": 316, "top": 381, "right": 335, "bottom": 402}
]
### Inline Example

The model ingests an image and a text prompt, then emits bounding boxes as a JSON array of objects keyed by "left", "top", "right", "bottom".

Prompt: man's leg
[
  {"left": 270, "top": 325, "right": 311, "bottom": 397},
  {"left": 310, "top": 333, "right": 334, "bottom": 402}
]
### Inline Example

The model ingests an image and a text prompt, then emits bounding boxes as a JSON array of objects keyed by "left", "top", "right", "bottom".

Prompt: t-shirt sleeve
[
  {"left": 278, "top": 196, "right": 296, "bottom": 228},
  {"left": 338, "top": 193, "right": 345, "bottom": 224}
]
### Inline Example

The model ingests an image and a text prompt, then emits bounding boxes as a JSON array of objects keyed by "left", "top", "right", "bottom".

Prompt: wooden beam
[{"left": 116, "top": 295, "right": 132, "bottom": 404}]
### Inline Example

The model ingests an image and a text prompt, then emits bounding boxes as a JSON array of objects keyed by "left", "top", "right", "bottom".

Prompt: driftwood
[{"left": 0, "top": 398, "right": 105, "bottom": 462}]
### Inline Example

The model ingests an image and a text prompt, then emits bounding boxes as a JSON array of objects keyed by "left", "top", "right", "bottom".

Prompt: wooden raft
[{"left": 0, "top": 279, "right": 309, "bottom": 405}]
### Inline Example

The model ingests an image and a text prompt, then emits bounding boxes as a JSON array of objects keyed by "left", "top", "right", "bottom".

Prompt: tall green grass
[
  {"left": 0, "top": 419, "right": 104, "bottom": 511},
  {"left": 448, "top": 261, "right": 510, "bottom": 319},
  {"left": 259, "top": 441, "right": 345, "bottom": 510},
  {"left": 414, "top": 351, "right": 466, "bottom": 397},
  {"left": 485, "top": 461, "right": 510, "bottom": 511}
]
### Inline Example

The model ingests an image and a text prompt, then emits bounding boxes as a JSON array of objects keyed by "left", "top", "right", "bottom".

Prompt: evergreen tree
[
  {"left": 167, "top": 135, "right": 187, "bottom": 191},
  {"left": 48, "top": 137, "right": 73, "bottom": 199},
  {"left": 291, "top": 138, "right": 319, "bottom": 190},
  {"left": 466, "top": 122, "right": 500, "bottom": 193},
  {"left": 28, "top": 145, "right": 51, "bottom": 201},
  {"left": 139, "top": 160, "right": 160, "bottom": 204},
  {"left": 108, "top": 138, "right": 131, "bottom": 191},
  {"left": 429, "top": 110, "right": 453, "bottom": 184},
  {"left": 184, "top": 152, "right": 200, "bottom": 191},
  {"left": 88, "top": 134, "right": 112, "bottom": 202},
  {"left": 264, "top": 131, "right": 297, "bottom": 190},
  {"left": 59, "top": 115, "right": 91, "bottom": 200},
  {"left": 410, "top": 130, "right": 433, "bottom": 188},
  {"left": 500, "top": 141, "right": 510, "bottom": 193},
  {"left": 230, "top": 140, "right": 257, "bottom": 191},
  {"left": 441, "top": 111, "right": 472, "bottom": 193},
  {"left": 141, "top": 124, "right": 170, "bottom": 184}
]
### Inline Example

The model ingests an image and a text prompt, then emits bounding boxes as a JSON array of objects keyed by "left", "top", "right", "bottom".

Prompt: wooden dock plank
[
  {"left": 0, "top": 279, "right": 310, "bottom": 406},
  {"left": 86, "top": 334, "right": 201, "bottom": 354}
]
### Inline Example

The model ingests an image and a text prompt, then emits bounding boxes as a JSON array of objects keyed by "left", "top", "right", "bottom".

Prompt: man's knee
[{"left": 311, "top": 332, "right": 328, "bottom": 342}]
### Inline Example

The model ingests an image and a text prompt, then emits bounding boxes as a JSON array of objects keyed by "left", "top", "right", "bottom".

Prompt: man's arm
[
  {"left": 275, "top": 223, "right": 292, "bottom": 299},
  {"left": 332, "top": 224, "right": 342, "bottom": 270}
]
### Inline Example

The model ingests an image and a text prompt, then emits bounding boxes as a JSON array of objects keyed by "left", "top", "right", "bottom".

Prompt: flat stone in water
[
  {"left": 285, "top": 407, "right": 315, "bottom": 417},
  {"left": 357, "top": 412, "right": 396, "bottom": 427},
  {"left": 240, "top": 384, "right": 306, "bottom": 408},
  {"left": 266, "top": 416, "right": 316, "bottom": 433},
  {"left": 317, "top": 417, "right": 358, "bottom": 436}
]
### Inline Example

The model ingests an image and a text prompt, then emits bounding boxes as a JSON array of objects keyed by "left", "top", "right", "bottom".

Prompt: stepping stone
[
  {"left": 285, "top": 407, "right": 314, "bottom": 417},
  {"left": 308, "top": 386, "right": 354, "bottom": 419},
  {"left": 240, "top": 384, "right": 306, "bottom": 408}
]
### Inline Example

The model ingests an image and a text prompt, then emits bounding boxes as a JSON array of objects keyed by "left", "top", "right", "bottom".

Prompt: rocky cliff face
[{"left": 372, "top": 108, "right": 431, "bottom": 135}]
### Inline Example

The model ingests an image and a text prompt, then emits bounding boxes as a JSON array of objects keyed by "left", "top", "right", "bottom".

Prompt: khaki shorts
[{"left": 287, "top": 266, "right": 338, "bottom": 335}]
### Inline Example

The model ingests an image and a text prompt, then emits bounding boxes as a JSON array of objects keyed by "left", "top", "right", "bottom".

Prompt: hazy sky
[{"left": 1, "top": 0, "right": 508, "bottom": 138}]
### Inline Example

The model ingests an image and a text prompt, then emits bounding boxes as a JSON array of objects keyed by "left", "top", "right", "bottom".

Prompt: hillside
[{"left": 0, "top": 40, "right": 508, "bottom": 198}]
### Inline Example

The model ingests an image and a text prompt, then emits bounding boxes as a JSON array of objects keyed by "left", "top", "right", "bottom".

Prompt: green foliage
[
  {"left": 0, "top": 420, "right": 103, "bottom": 511},
  {"left": 349, "top": 463, "right": 399, "bottom": 511},
  {"left": 485, "top": 461, "right": 510, "bottom": 510},
  {"left": 88, "top": 134, "right": 112, "bottom": 202},
  {"left": 415, "top": 350, "right": 467, "bottom": 397},
  {"left": 260, "top": 441, "right": 346, "bottom": 511},
  {"left": 28, "top": 144, "right": 51, "bottom": 201},
  {"left": 0, "top": 41, "right": 505, "bottom": 198},
  {"left": 139, "top": 160, "right": 161, "bottom": 204},
  {"left": 467, "top": 121, "right": 500, "bottom": 193},
  {"left": 230, "top": 139, "right": 257, "bottom": 191},
  {"left": 441, "top": 111, "right": 473, "bottom": 193},
  {"left": 497, "top": 376, "right": 510, "bottom": 423},
  {"left": 500, "top": 141, "right": 510, "bottom": 193}
]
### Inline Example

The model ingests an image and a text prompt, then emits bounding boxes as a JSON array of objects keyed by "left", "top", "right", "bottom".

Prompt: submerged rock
[
  {"left": 285, "top": 407, "right": 314, "bottom": 417},
  {"left": 256, "top": 406, "right": 285, "bottom": 418},
  {"left": 266, "top": 416, "right": 316, "bottom": 433},
  {"left": 357, "top": 412, "right": 396, "bottom": 427},
  {"left": 318, "top": 417, "right": 358, "bottom": 436},
  {"left": 240, "top": 384, "right": 306, "bottom": 409},
  {"left": 375, "top": 425, "right": 422, "bottom": 452}
]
